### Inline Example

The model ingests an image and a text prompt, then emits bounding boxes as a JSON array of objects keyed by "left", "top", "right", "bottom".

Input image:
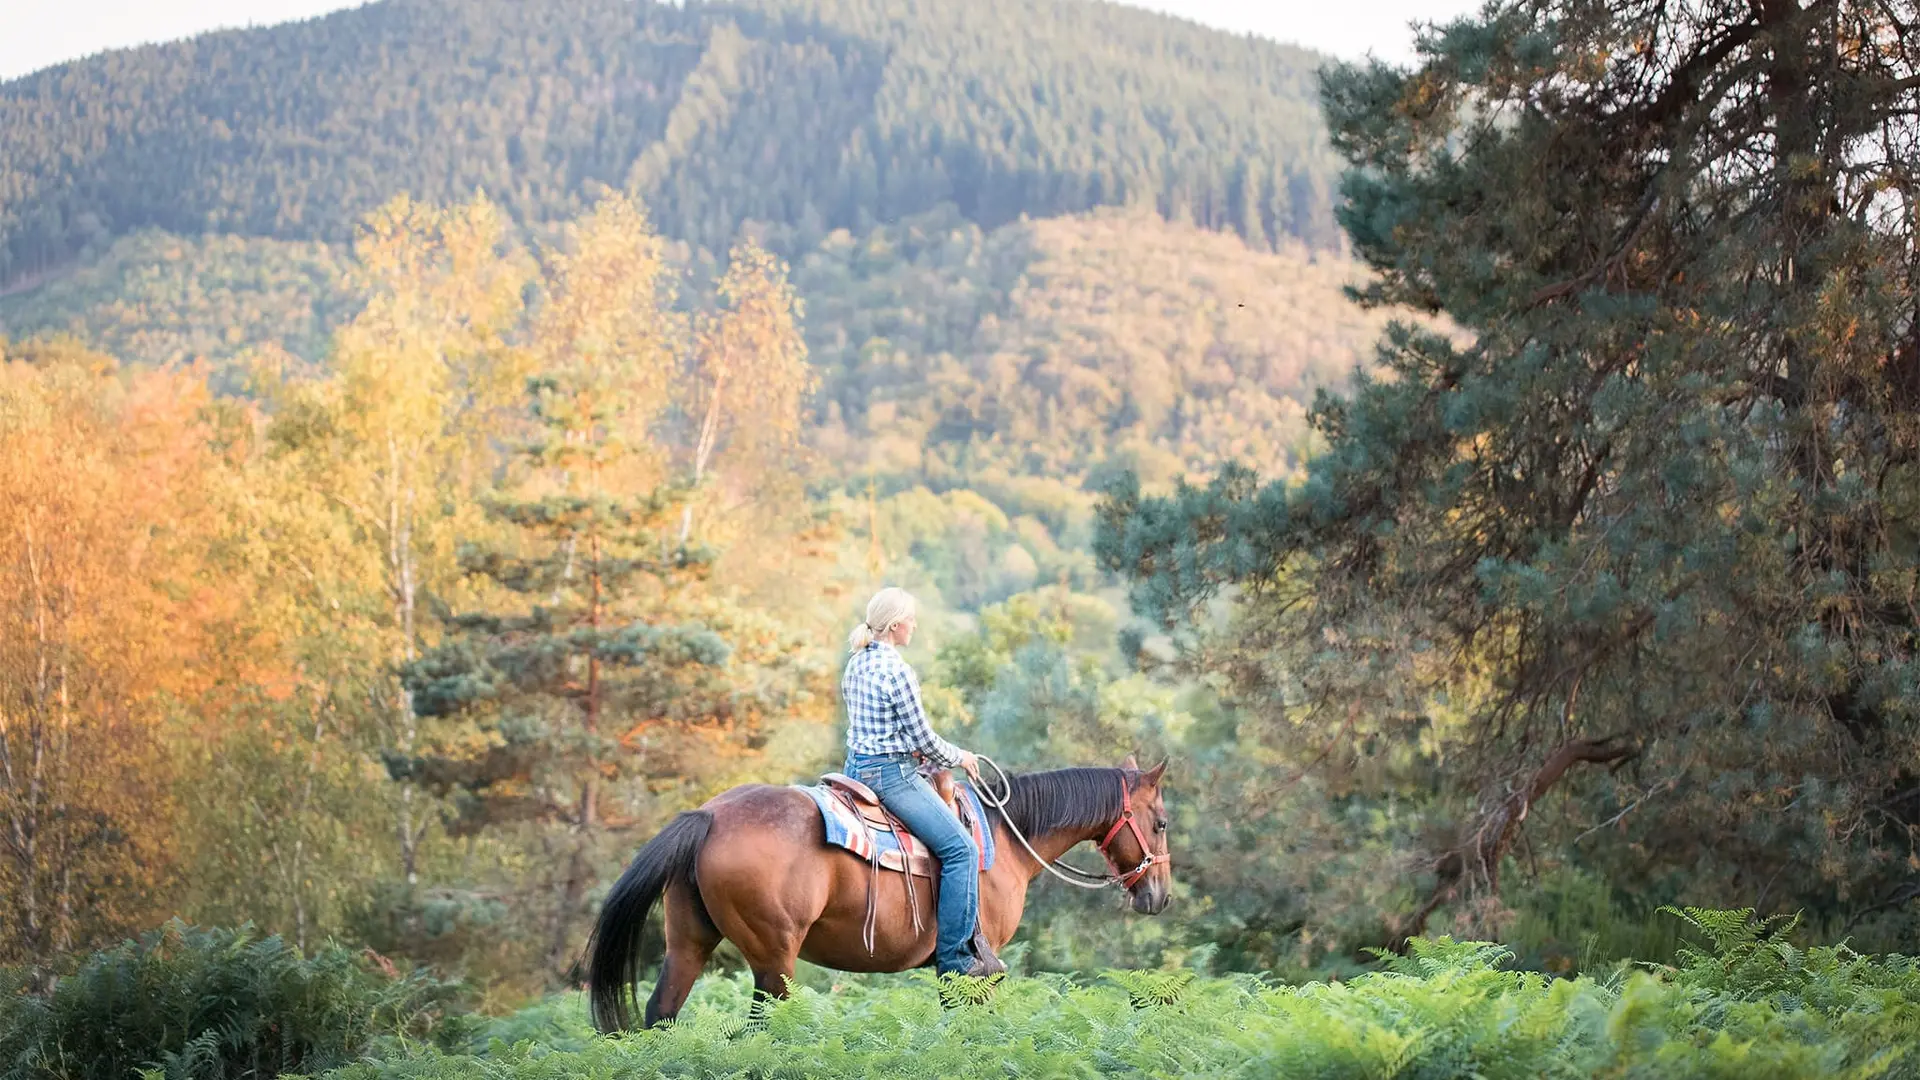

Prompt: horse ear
[
  {"left": 1120, "top": 753, "right": 1140, "bottom": 771},
  {"left": 1142, "top": 760, "right": 1166, "bottom": 787}
]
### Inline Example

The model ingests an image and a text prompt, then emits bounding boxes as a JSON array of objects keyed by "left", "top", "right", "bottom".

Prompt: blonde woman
[{"left": 841, "top": 586, "right": 999, "bottom": 977}]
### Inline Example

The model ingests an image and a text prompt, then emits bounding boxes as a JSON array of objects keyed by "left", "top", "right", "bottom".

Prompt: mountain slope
[
  {"left": 0, "top": 0, "right": 1341, "bottom": 289},
  {"left": 0, "top": 230, "right": 352, "bottom": 380},
  {"left": 802, "top": 206, "right": 1386, "bottom": 489},
  {"left": 0, "top": 205, "right": 1388, "bottom": 492}
]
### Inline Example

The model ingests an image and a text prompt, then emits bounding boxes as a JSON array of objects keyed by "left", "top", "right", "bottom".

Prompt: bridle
[
  {"left": 1096, "top": 772, "right": 1165, "bottom": 889},
  {"left": 975, "top": 754, "right": 1169, "bottom": 891}
]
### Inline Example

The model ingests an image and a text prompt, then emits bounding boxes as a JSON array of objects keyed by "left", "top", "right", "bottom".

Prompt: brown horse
[{"left": 586, "top": 755, "right": 1173, "bottom": 1031}]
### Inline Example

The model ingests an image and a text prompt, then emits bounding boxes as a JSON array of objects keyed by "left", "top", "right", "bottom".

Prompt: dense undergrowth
[
  {"left": 0, "top": 923, "right": 477, "bottom": 1080},
  {"left": 346, "top": 909, "right": 1919, "bottom": 1080},
  {"left": 7, "top": 910, "right": 1918, "bottom": 1079}
]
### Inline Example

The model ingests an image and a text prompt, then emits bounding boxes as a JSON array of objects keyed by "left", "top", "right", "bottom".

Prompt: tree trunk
[
  {"left": 582, "top": 532, "right": 601, "bottom": 834},
  {"left": 548, "top": 475, "right": 604, "bottom": 983},
  {"left": 388, "top": 436, "right": 426, "bottom": 886},
  {"left": 545, "top": 839, "right": 592, "bottom": 982},
  {"left": 5, "top": 519, "right": 57, "bottom": 968},
  {"left": 1392, "top": 738, "right": 1634, "bottom": 949},
  {"left": 292, "top": 701, "right": 328, "bottom": 952},
  {"left": 680, "top": 348, "right": 730, "bottom": 546}
]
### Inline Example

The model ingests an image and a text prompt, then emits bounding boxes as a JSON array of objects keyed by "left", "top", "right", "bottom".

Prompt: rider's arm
[{"left": 886, "top": 658, "right": 965, "bottom": 769}]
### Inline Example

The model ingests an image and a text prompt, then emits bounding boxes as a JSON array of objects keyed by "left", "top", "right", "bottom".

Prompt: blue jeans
[{"left": 845, "top": 751, "right": 980, "bottom": 972}]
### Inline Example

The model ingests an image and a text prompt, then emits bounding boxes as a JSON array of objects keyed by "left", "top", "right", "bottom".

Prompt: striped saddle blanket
[{"left": 798, "top": 779, "right": 996, "bottom": 879}]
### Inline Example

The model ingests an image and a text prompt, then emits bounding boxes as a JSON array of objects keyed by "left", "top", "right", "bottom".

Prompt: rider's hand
[{"left": 957, "top": 751, "right": 982, "bottom": 782}]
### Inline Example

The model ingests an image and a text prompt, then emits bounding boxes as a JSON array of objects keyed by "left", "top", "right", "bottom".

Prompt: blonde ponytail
[
  {"left": 847, "top": 621, "right": 877, "bottom": 652},
  {"left": 848, "top": 586, "right": 916, "bottom": 653}
]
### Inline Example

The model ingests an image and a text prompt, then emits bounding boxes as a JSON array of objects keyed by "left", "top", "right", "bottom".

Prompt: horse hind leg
[{"left": 644, "top": 882, "right": 721, "bottom": 1028}]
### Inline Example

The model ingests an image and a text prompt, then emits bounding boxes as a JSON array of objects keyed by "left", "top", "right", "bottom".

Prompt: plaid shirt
[{"left": 841, "top": 642, "right": 964, "bottom": 767}]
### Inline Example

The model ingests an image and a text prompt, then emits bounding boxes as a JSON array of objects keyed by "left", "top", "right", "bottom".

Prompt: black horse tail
[{"left": 587, "top": 810, "right": 714, "bottom": 1033}]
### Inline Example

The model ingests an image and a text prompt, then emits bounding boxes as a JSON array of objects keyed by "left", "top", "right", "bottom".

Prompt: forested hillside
[
  {"left": 0, "top": 230, "right": 353, "bottom": 383},
  {"left": 0, "top": 0, "right": 1340, "bottom": 289},
  {"left": 0, "top": 207, "right": 1389, "bottom": 485},
  {"left": 801, "top": 207, "right": 1384, "bottom": 485}
]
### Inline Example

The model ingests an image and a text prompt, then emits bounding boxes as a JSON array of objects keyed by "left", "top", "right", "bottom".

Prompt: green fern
[
  {"left": 0, "top": 920, "right": 477, "bottom": 1080},
  {"left": 309, "top": 934, "right": 1920, "bottom": 1080},
  {"left": 1661, "top": 905, "right": 1800, "bottom": 958},
  {"left": 17, "top": 921, "right": 1920, "bottom": 1080},
  {"left": 1103, "top": 969, "right": 1196, "bottom": 1008},
  {"left": 935, "top": 972, "right": 1007, "bottom": 1009}
]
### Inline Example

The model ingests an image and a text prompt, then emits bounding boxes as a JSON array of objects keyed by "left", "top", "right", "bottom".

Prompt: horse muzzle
[{"left": 1131, "top": 879, "right": 1171, "bottom": 915}]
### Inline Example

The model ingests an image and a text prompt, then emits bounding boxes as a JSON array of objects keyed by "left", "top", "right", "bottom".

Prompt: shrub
[{"left": 0, "top": 921, "right": 479, "bottom": 1080}]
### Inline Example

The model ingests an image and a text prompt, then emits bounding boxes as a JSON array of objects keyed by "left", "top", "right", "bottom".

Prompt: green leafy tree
[{"left": 1099, "top": 0, "right": 1920, "bottom": 944}]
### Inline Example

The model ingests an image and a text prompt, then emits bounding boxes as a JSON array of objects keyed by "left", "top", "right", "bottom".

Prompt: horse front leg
[
  {"left": 749, "top": 964, "right": 797, "bottom": 1019},
  {"left": 976, "top": 860, "right": 1029, "bottom": 965},
  {"left": 728, "top": 913, "right": 802, "bottom": 1021}
]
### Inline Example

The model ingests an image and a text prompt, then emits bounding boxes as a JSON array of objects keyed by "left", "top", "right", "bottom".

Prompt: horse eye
[{"left": 1154, "top": 820, "right": 1167, "bottom": 833}]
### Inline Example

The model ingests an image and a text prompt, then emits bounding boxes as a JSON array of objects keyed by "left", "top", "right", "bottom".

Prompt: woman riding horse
[
  {"left": 840, "top": 587, "right": 999, "bottom": 978},
  {"left": 586, "top": 589, "right": 1175, "bottom": 1032}
]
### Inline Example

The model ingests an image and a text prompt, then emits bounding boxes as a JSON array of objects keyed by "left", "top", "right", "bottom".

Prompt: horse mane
[{"left": 997, "top": 766, "right": 1126, "bottom": 838}]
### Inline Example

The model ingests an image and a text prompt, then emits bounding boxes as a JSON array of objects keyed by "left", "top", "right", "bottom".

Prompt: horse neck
[
  {"left": 989, "top": 772, "right": 1122, "bottom": 882},
  {"left": 1007, "top": 820, "right": 1110, "bottom": 880}
]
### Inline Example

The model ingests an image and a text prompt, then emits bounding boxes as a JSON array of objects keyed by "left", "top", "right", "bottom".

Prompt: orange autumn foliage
[{"left": 0, "top": 343, "right": 254, "bottom": 966}]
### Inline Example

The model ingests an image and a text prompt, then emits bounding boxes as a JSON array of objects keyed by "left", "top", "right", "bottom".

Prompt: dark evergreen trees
[
  {"left": 1099, "top": 0, "right": 1920, "bottom": 940},
  {"left": 0, "top": 0, "right": 1341, "bottom": 288}
]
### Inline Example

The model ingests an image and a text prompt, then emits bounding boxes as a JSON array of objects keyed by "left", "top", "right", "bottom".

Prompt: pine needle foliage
[
  {"left": 313, "top": 912, "right": 1919, "bottom": 1080},
  {"left": 1097, "top": 0, "right": 1920, "bottom": 939},
  {"left": 0, "top": 921, "right": 477, "bottom": 1080}
]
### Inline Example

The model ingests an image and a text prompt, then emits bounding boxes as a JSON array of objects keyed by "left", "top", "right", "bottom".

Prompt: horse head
[{"left": 1110, "top": 753, "right": 1172, "bottom": 915}]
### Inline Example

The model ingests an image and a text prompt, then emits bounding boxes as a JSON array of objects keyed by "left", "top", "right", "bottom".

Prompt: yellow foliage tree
[
  {"left": 0, "top": 343, "right": 235, "bottom": 970},
  {"left": 242, "top": 195, "right": 530, "bottom": 889},
  {"left": 680, "top": 239, "right": 813, "bottom": 546}
]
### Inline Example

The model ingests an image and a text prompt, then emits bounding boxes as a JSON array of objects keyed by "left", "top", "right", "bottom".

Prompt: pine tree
[
  {"left": 394, "top": 195, "right": 730, "bottom": 981},
  {"left": 1099, "top": 0, "right": 1920, "bottom": 939}
]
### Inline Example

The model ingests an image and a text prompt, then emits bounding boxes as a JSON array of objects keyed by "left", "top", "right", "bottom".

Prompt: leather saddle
[
  {"left": 824, "top": 769, "right": 961, "bottom": 818},
  {"left": 820, "top": 769, "right": 971, "bottom": 878},
  {"left": 819, "top": 767, "right": 988, "bottom": 959}
]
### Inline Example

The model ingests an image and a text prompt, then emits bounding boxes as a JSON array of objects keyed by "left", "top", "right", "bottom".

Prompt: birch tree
[
  {"left": 680, "top": 239, "right": 812, "bottom": 545},
  {"left": 251, "top": 195, "right": 528, "bottom": 887}
]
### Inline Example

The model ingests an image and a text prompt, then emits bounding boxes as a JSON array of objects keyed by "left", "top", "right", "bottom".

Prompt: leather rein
[{"left": 974, "top": 754, "right": 1168, "bottom": 891}]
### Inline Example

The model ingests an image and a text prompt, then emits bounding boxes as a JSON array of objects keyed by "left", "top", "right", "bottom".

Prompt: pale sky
[{"left": 0, "top": 0, "right": 1483, "bottom": 82}]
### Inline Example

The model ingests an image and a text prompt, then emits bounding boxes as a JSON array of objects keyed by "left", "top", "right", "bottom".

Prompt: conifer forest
[{"left": 3, "top": 0, "right": 1920, "bottom": 1075}]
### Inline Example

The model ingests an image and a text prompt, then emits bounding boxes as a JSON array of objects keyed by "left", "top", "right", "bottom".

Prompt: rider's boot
[{"left": 964, "top": 927, "right": 1007, "bottom": 977}]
